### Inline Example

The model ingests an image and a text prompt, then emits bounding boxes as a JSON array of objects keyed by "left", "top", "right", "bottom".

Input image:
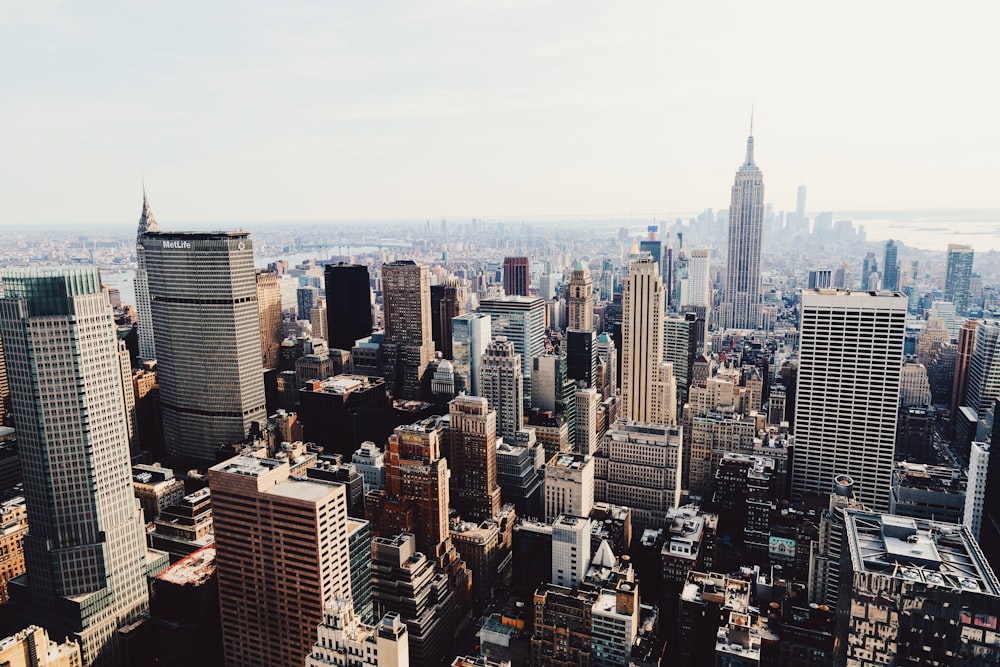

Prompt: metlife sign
[{"left": 162, "top": 240, "right": 192, "bottom": 249}]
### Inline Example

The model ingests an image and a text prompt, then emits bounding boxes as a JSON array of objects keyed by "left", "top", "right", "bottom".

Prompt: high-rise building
[
  {"left": 502, "top": 256, "right": 529, "bottom": 297},
  {"left": 479, "top": 295, "right": 546, "bottom": 405},
  {"left": 795, "top": 184, "right": 807, "bottom": 230},
  {"left": 567, "top": 262, "right": 594, "bottom": 331},
  {"left": 324, "top": 263, "right": 373, "bottom": 352},
  {"left": 256, "top": 270, "right": 282, "bottom": 370},
  {"left": 209, "top": 456, "right": 353, "bottom": 667},
  {"left": 807, "top": 474, "right": 864, "bottom": 608},
  {"left": 574, "top": 386, "right": 600, "bottom": 455},
  {"left": 142, "top": 231, "right": 266, "bottom": 462},
  {"left": 683, "top": 248, "right": 711, "bottom": 310},
  {"left": 965, "top": 319, "right": 1000, "bottom": 420},
  {"left": 566, "top": 329, "right": 598, "bottom": 389},
  {"left": 793, "top": 289, "right": 906, "bottom": 511},
  {"left": 952, "top": 319, "right": 978, "bottom": 424},
  {"left": 663, "top": 313, "right": 698, "bottom": 410},
  {"left": 451, "top": 313, "right": 491, "bottom": 396},
  {"left": 135, "top": 189, "right": 160, "bottom": 361},
  {"left": 0, "top": 269, "right": 158, "bottom": 665},
  {"left": 882, "top": 239, "right": 900, "bottom": 291},
  {"left": 449, "top": 395, "right": 502, "bottom": 522},
  {"left": 381, "top": 261, "right": 435, "bottom": 400},
  {"left": 551, "top": 514, "right": 591, "bottom": 588},
  {"left": 620, "top": 257, "right": 676, "bottom": 426},
  {"left": 479, "top": 337, "right": 524, "bottom": 443},
  {"left": 544, "top": 452, "right": 595, "bottom": 522},
  {"left": 944, "top": 243, "right": 975, "bottom": 316},
  {"left": 0, "top": 332, "right": 8, "bottom": 426},
  {"left": 719, "top": 131, "right": 765, "bottom": 330},
  {"left": 297, "top": 285, "right": 321, "bottom": 321},
  {"left": 430, "top": 279, "right": 466, "bottom": 359},
  {"left": 966, "top": 441, "right": 990, "bottom": 541},
  {"left": 309, "top": 298, "right": 328, "bottom": 342},
  {"left": 835, "top": 511, "right": 1000, "bottom": 666}
]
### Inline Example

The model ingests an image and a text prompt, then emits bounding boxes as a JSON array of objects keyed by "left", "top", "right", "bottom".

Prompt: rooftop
[
  {"left": 158, "top": 546, "right": 216, "bottom": 586},
  {"left": 846, "top": 511, "right": 1000, "bottom": 595}
]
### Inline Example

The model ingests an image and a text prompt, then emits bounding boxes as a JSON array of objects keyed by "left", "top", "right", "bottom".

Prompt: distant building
[
  {"left": 718, "top": 132, "right": 765, "bottom": 330},
  {"left": 451, "top": 313, "right": 491, "bottom": 396},
  {"left": 256, "top": 270, "right": 283, "bottom": 370},
  {"left": 944, "top": 243, "right": 974, "bottom": 316},
  {"left": 567, "top": 262, "right": 594, "bottom": 331},
  {"left": 324, "top": 263, "right": 373, "bottom": 352},
  {"left": 502, "top": 256, "right": 529, "bottom": 297},
  {"left": 381, "top": 261, "right": 435, "bottom": 400}
]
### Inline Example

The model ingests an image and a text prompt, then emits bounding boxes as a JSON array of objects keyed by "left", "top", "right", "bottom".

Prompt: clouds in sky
[{"left": 2, "top": 1, "right": 997, "bottom": 226}]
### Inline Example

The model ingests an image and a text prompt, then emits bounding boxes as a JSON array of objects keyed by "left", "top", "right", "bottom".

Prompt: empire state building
[{"left": 719, "top": 130, "right": 765, "bottom": 330}]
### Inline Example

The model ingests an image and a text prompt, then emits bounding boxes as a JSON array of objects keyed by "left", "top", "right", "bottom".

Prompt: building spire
[
  {"left": 744, "top": 107, "right": 755, "bottom": 167},
  {"left": 138, "top": 183, "right": 160, "bottom": 236}
]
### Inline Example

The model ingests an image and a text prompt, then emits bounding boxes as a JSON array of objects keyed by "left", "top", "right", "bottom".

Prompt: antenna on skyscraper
[{"left": 750, "top": 104, "right": 754, "bottom": 136}]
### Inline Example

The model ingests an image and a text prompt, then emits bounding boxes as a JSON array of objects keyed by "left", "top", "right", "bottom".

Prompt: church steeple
[{"left": 138, "top": 185, "right": 160, "bottom": 237}]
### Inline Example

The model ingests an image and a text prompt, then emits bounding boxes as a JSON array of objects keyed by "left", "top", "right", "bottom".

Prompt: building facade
[
  {"left": 142, "top": 231, "right": 266, "bottom": 462},
  {"left": 719, "top": 133, "right": 765, "bottom": 330},
  {"left": 381, "top": 261, "right": 436, "bottom": 400},
  {"left": 324, "top": 263, "right": 373, "bottom": 352}
]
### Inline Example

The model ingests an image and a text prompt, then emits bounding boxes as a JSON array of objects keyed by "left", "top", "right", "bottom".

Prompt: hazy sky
[{"left": 3, "top": 1, "right": 998, "bottom": 226}]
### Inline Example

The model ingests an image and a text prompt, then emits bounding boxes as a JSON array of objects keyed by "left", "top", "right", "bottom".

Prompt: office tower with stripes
[
  {"left": 0, "top": 269, "right": 157, "bottom": 666},
  {"left": 945, "top": 243, "right": 975, "bottom": 316},
  {"left": 142, "top": 231, "right": 267, "bottom": 462},
  {"left": 502, "top": 256, "right": 530, "bottom": 297},
  {"left": 792, "top": 289, "right": 906, "bottom": 510}
]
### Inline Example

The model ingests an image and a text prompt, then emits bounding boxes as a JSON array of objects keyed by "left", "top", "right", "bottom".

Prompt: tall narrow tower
[
  {"left": 792, "top": 289, "right": 906, "bottom": 511},
  {"left": 134, "top": 188, "right": 160, "bottom": 360},
  {"left": 719, "top": 126, "right": 765, "bottom": 330},
  {"left": 620, "top": 257, "right": 676, "bottom": 426},
  {"left": 381, "top": 261, "right": 435, "bottom": 400},
  {"left": 882, "top": 239, "right": 900, "bottom": 291},
  {"left": 945, "top": 243, "right": 975, "bottom": 316},
  {"left": 449, "top": 395, "right": 502, "bottom": 522},
  {"left": 567, "top": 261, "right": 594, "bottom": 331},
  {"left": 0, "top": 269, "right": 154, "bottom": 666},
  {"left": 480, "top": 337, "right": 524, "bottom": 442},
  {"left": 324, "top": 263, "right": 373, "bottom": 352},
  {"left": 503, "top": 256, "right": 530, "bottom": 297}
]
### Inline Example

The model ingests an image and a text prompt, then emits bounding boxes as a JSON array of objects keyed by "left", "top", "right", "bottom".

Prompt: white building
[
  {"left": 792, "top": 289, "right": 906, "bottom": 511},
  {"left": 551, "top": 514, "right": 591, "bottom": 588},
  {"left": 574, "top": 386, "right": 600, "bottom": 455},
  {"left": 965, "top": 441, "right": 990, "bottom": 541},
  {"left": 352, "top": 441, "right": 385, "bottom": 493},
  {"left": 684, "top": 248, "right": 712, "bottom": 310},
  {"left": 544, "top": 452, "right": 595, "bottom": 522},
  {"left": 306, "top": 598, "right": 409, "bottom": 667}
]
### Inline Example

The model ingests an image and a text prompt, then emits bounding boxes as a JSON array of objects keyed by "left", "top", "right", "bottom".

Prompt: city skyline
[{"left": 2, "top": 3, "right": 998, "bottom": 227}]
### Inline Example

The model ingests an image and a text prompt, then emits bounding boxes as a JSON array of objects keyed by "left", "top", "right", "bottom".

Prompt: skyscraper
[
  {"left": 480, "top": 337, "right": 524, "bottom": 442},
  {"left": 965, "top": 319, "right": 1000, "bottom": 420},
  {"left": 209, "top": 456, "right": 353, "bottom": 667},
  {"left": 792, "top": 289, "right": 906, "bottom": 510},
  {"left": 0, "top": 332, "right": 8, "bottom": 426},
  {"left": 719, "top": 130, "right": 765, "bottom": 330},
  {"left": 255, "top": 269, "right": 282, "bottom": 370},
  {"left": 683, "top": 248, "right": 711, "bottom": 310},
  {"left": 430, "top": 278, "right": 466, "bottom": 359},
  {"left": 502, "top": 256, "right": 530, "bottom": 297},
  {"left": 381, "top": 261, "right": 435, "bottom": 400},
  {"left": 324, "top": 263, "right": 373, "bottom": 352},
  {"left": 479, "top": 295, "right": 546, "bottom": 405},
  {"left": 134, "top": 189, "right": 160, "bottom": 360},
  {"left": 0, "top": 269, "right": 156, "bottom": 665},
  {"left": 142, "top": 231, "right": 266, "bottom": 462},
  {"left": 882, "top": 239, "right": 900, "bottom": 291},
  {"left": 620, "top": 257, "right": 676, "bottom": 426},
  {"left": 567, "top": 261, "right": 594, "bottom": 331},
  {"left": 945, "top": 243, "right": 975, "bottom": 316},
  {"left": 449, "top": 395, "right": 502, "bottom": 522},
  {"left": 451, "top": 313, "right": 491, "bottom": 396},
  {"left": 795, "top": 184, "right": 807, "bottom": 230}
]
